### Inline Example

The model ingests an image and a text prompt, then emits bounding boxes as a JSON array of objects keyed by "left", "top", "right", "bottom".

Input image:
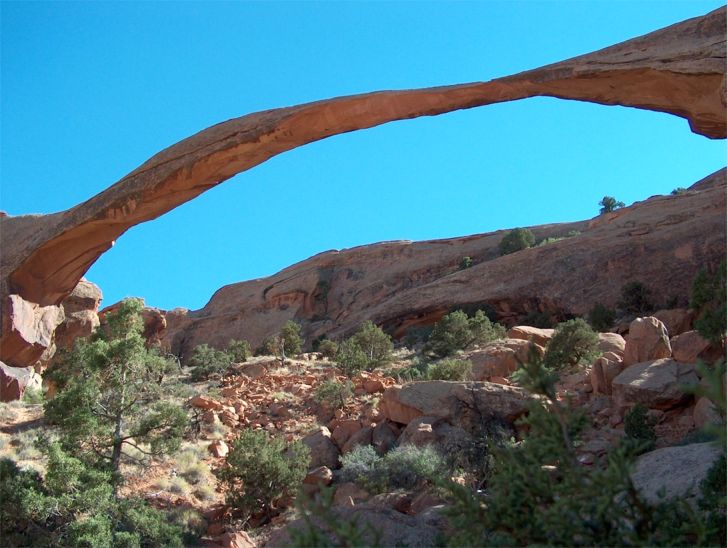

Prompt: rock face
[
  {"left": 54, "top": 279, "right": 103, "bottom": 353},
  {"left": 0, "top": 361, "right": 42, "bottom": 402},
  {"left": 1, "top": 7, "right": 725, "bottom": 367},
  {"left": 631, "top": 442, "right": 722, "bottom": 504},
  {"left": 611, "top": 358, "right": 699, "bottom": 409}
]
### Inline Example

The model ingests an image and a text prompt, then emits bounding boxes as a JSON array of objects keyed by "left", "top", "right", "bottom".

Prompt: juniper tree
[{"left": 45, "top": 298, "right": 188, "bottom": 490}]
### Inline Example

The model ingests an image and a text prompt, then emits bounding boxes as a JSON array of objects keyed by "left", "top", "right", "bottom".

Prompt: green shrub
[
  {"left": 426, "top": 309, "right": 505, "bottom": 358},
  {"left": 619, "top": 281, "right": 654, "bottom": 315},
  {"left": 317, "top": 339, "right": 339, "bottom": 359},
  {"left": 336, "top": 339, "right": 371, "bottom": 377},
  {"left": 188, "top": 343, "right": 232, "bottom": 381},
  {"left": 499, "top": 228, "right": 535, "bottom": 256},
  {"left": 280, "top": 320, "right": 303, "bottom": 356},
  {"left": 427, "top": 358, "right": 472, "bottom": 381},
  {"left": 403, "top": 325, "right": 434, "bottom": 350},
  {"left": 339, "top": 444, "right": 444, "bottom": 493},
  {"left": 351, "top": 321, "right": 393, "bottom": 368},
  {"left": 226, "top": 339, "right": 251, "bottom": 363},
  {"left": 216, "top": 430, "right": 309, "bottom": 522},
  {"left": 314, "top": 379, "right": 353, "bottom": 410},
  {"left": 598, "top": 195, "right": 625, "bottom": 214},
  {"left": 521, "top": 310, "right": 554, "bottom": 328},
  {"left": 623, "top": 404, "right": 656, "bottom": 454},
  {"left": 256, "top": 337, "right": 279, "bottom": 356},
  {"left": 543, "top": 318, "right": 600, "bottom": 370},
  {"left": 690, "top": 261, "right": 726, "bottom": 345},
  {"left": 459, "top": 256, "right": 473, "bottom": 270},
  {"left": 698, "top": 455, "right": 726, "bottom": 544},
  {"left": 588, "top": 302, "right": 616, "bottom": 332},
  {"left": 671, "top": 187, "right": 688, "bottom": 195},
  {"left": 21, "top": 387, "right": 44, "bottom": 404}
]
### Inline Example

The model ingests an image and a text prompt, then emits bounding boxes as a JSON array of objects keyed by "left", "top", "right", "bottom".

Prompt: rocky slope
[
  {"left": 158, "top": 167, "right": 725, "bottom": 360},
  {"left": 1, "top": 6, "right": 725, "bottom": 368}
]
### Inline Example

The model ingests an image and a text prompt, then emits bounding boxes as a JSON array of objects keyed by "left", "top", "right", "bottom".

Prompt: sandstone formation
[
  {"left": 623, "top": 317, "right": 672, "bottom": 367},
  {"left": 1, "top": 7, "right": 725, "bottom": 368},
  {"left": 162, "top": 168, "right": 725, "bottom": 359},
  {"left": 611, "top": 358, "right": 699, "bottom": 409},
  {"left": 631, "top": 442, "right": 722, "bottom": 504}
]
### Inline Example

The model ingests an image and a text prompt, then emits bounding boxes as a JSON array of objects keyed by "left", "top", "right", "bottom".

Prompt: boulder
[
  {"left": 469, "top": 339, "right": 543, "bottom": 380},
  {"left": 0, "top": 294, "right": 64, "bottom": 367},
  {"left": 670, "top": 330, "right": 712, "bottom": 363},
  {"left": 597, "top": 333, "right": 626, "bottom": 357},
  {"left": 208, "top": 440, "right": 229, "bottom": 458},
  {"left": 331, "top": 419, "right": 362, "bottom": 448},
  {"left": 303, "top": 466, "right": 333, "bottom": 486},
  {"left": 380, "top": 381, "right": 531, "bottom": 427},
  {"left": 693, "top": 397, "right": 721, "bottom": 429},
  {"left": 623, "top": 317, "right": 672, "bottom": 367},
  {"left": 333, "top": 482, "right": 371, "bottom": 507},
  {"left": 190, "top": 395, "right": 224, "bottom": 410},
  {"left": 301, "top": 427, "right": 340, "bottom": 469},
  {"left": 219, "top": 531, "right": 256, "bottom": 548},
  {"left": 612, "top": 358, "right": 698, "bottom": 409},
  {"left": 653, "top": 308, "right": 694, "bottom": 337},
  {"left": 399, "top": 416, "right": 440, "bottom": 447},
  {"left": 506, "top": 326, "right": 554, "bottom": 347},
  {"left": 265, "top": 503, "right": 440, "bottom": 547},
  {"left": 590, "top": 355, "right": 624, "bottom": 395},
  {"left": 631, "top": 442, "right": 722, "bottom": 504},
  {"left": 238, "top": 363, "right": 268, "bottom": 379},
  {"left": 0, "top": 361, "right": 42, "bottom": 402},
  {"left": 341, "top": 426, "right": 373, "bottom": 455}
]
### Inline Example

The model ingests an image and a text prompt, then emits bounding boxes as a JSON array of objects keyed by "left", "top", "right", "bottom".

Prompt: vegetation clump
[
  {"left": 619, "top": 281, "right": 654, "bottom": 315},
  {"left": 317, "top": 339, "right": 339, "bottom": 359},
  {"left": 690, "top": 261, "right": 726, "bottom": 345},
  {"left": 427, "top": 358, "right": 473, "bottom": 381},
  {"left": 542, "top": 318, "right": 600, "bottom": 370},
  {"left": 216, "top": 429, "right": 310, "bottom": 523},
  {"left": 314, "top": 379, "right": 353, "bottom": 410},
  {"left": 188, "top": 343, "right": 233, "bottom": 381},
  {"left": 425, "top": 309, "right": 505, "bottom": 358},
  {"left": 624, "top": 403, "right": 657, "bottom": 454},
  {"left": 588, "top": 302, "right": 616, "bottom": 332},
  {"left": 459, "top": 256, "right": 473, "bottom": 270},
  {"left": 335, "top": 321, "right": 393, "bottom": 376},
  {"left": 499, "top": 227, "right": 535, "bottom": 255},
  {"left": 599, "top": 195, "right": 625, "bottom": 213}
]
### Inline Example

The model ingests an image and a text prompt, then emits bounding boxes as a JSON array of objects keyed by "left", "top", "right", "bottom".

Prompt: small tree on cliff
[
  {"left": 599, "top": 196, "right": 625, "bottom": 214},
  {"left": 45, "top": 298, "right": 188, "bottom": 490}
]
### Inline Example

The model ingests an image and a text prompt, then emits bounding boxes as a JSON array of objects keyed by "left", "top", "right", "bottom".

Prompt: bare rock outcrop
[
  {"left": 611, "top": 358, "right": 699, "bottom": 409},
  {"left": 623, "top": 317, "right": 672, "bottom": 367},
  {"left": 1, "top": 7, "right": 724, "bottom": 368}
]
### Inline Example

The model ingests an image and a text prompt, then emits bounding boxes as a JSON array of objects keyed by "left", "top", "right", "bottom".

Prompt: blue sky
[{"left": 2, "top": 1, "right": 724, "bottom": 311}]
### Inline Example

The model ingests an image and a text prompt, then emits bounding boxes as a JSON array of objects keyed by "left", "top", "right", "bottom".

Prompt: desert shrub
[
  {"left": 623, "top": 404, "right": 656, "bottom": 454},
  {"left": 598, "top": 195, "right": 625, "bottom": 214},
  {"left": 671, "top": 187, "right": 688, "bottom": 195},
  {"left": 403, "top": 325, "right": 434, "bottom": 350},
  {"left": 619, "top": 281, "right": 654, "bottom": 315},
  {"left": 382, "top": 358, "right": 430, "bottom": 383},
  {"left": 521, "top": 310, "right": 554, "bottom": 328},
  {"left": 336, "top": 339, "right": 370, "bottom": 377},
  {"left": 188, "top": 343, "right": 232, "bottom": 381},
  {"left": 280, "top": 320, "right": 303, "bottom": 356},
  {"left": 588, "top": 302, "right": 616, "bottom": 332},
  {"left": 21, "top": 387, "right": 44, "bottom": 405},
  {"left": 256, "top": 337, "right": 279, "bottom": 356},
  {"left": 339, "top": 444, "right": 444, "bottom": 493},
  {"left": 314, "top": 379, "right": 353, "bottom": 410},
  {"left": 699, "top": 454, "right": 726, "bottom": 544},
  {"left": 226, "top": 339, "right": 251, "bottom": 363},
  {"left": 690, "top": 261, "right": 726, "bottom": 345},
  {"left": 427, "top": 358, "right": 472, "bottom": 381},
  {"left": 459, "top": 256, "right": 473, "bottom": 270},
  {"left": 499, "top": 228, "right": 535, "bottom": 255},
  {"left": 318, "top": 339, "right": 339, "bottom": 359},
  {"left": 215, "top": 430, "right": 309, "bottom": 522},
  {"left": 426, "top": 309, "right": 505, "bottom": 358},
  {"left": 351, "top": 321, "right": 393, "bottom": 367},
  {"left": 0, "top": 444, "right": 183, "bottom": 547},
  {"left": 543, "top": 318, "right": 600, "bottom": 370}
]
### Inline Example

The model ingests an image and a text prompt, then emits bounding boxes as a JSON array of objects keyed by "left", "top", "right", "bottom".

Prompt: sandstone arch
[{"left": 1, "top": 7, "right": 725, "bottom": 366}]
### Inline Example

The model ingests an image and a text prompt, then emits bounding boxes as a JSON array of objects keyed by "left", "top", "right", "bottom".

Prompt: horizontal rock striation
[{"left": 1, "top": 7, "right": 724, "bottom": 367}]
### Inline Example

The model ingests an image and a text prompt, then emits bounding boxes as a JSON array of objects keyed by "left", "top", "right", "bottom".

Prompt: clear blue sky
[{"left": 2, "top": 1, "right": 724, "bottom": 311}]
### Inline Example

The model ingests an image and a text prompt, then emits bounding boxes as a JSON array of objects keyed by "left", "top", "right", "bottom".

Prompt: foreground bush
[
  {"left": 543, "top": 318, "right": 600, "bottom": 370},
  {"left": 624, "top": 403, "right": 657, "bottom": 454},
  {"left": 216, "top": 430, "right": 309, "bottom": 522}
]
